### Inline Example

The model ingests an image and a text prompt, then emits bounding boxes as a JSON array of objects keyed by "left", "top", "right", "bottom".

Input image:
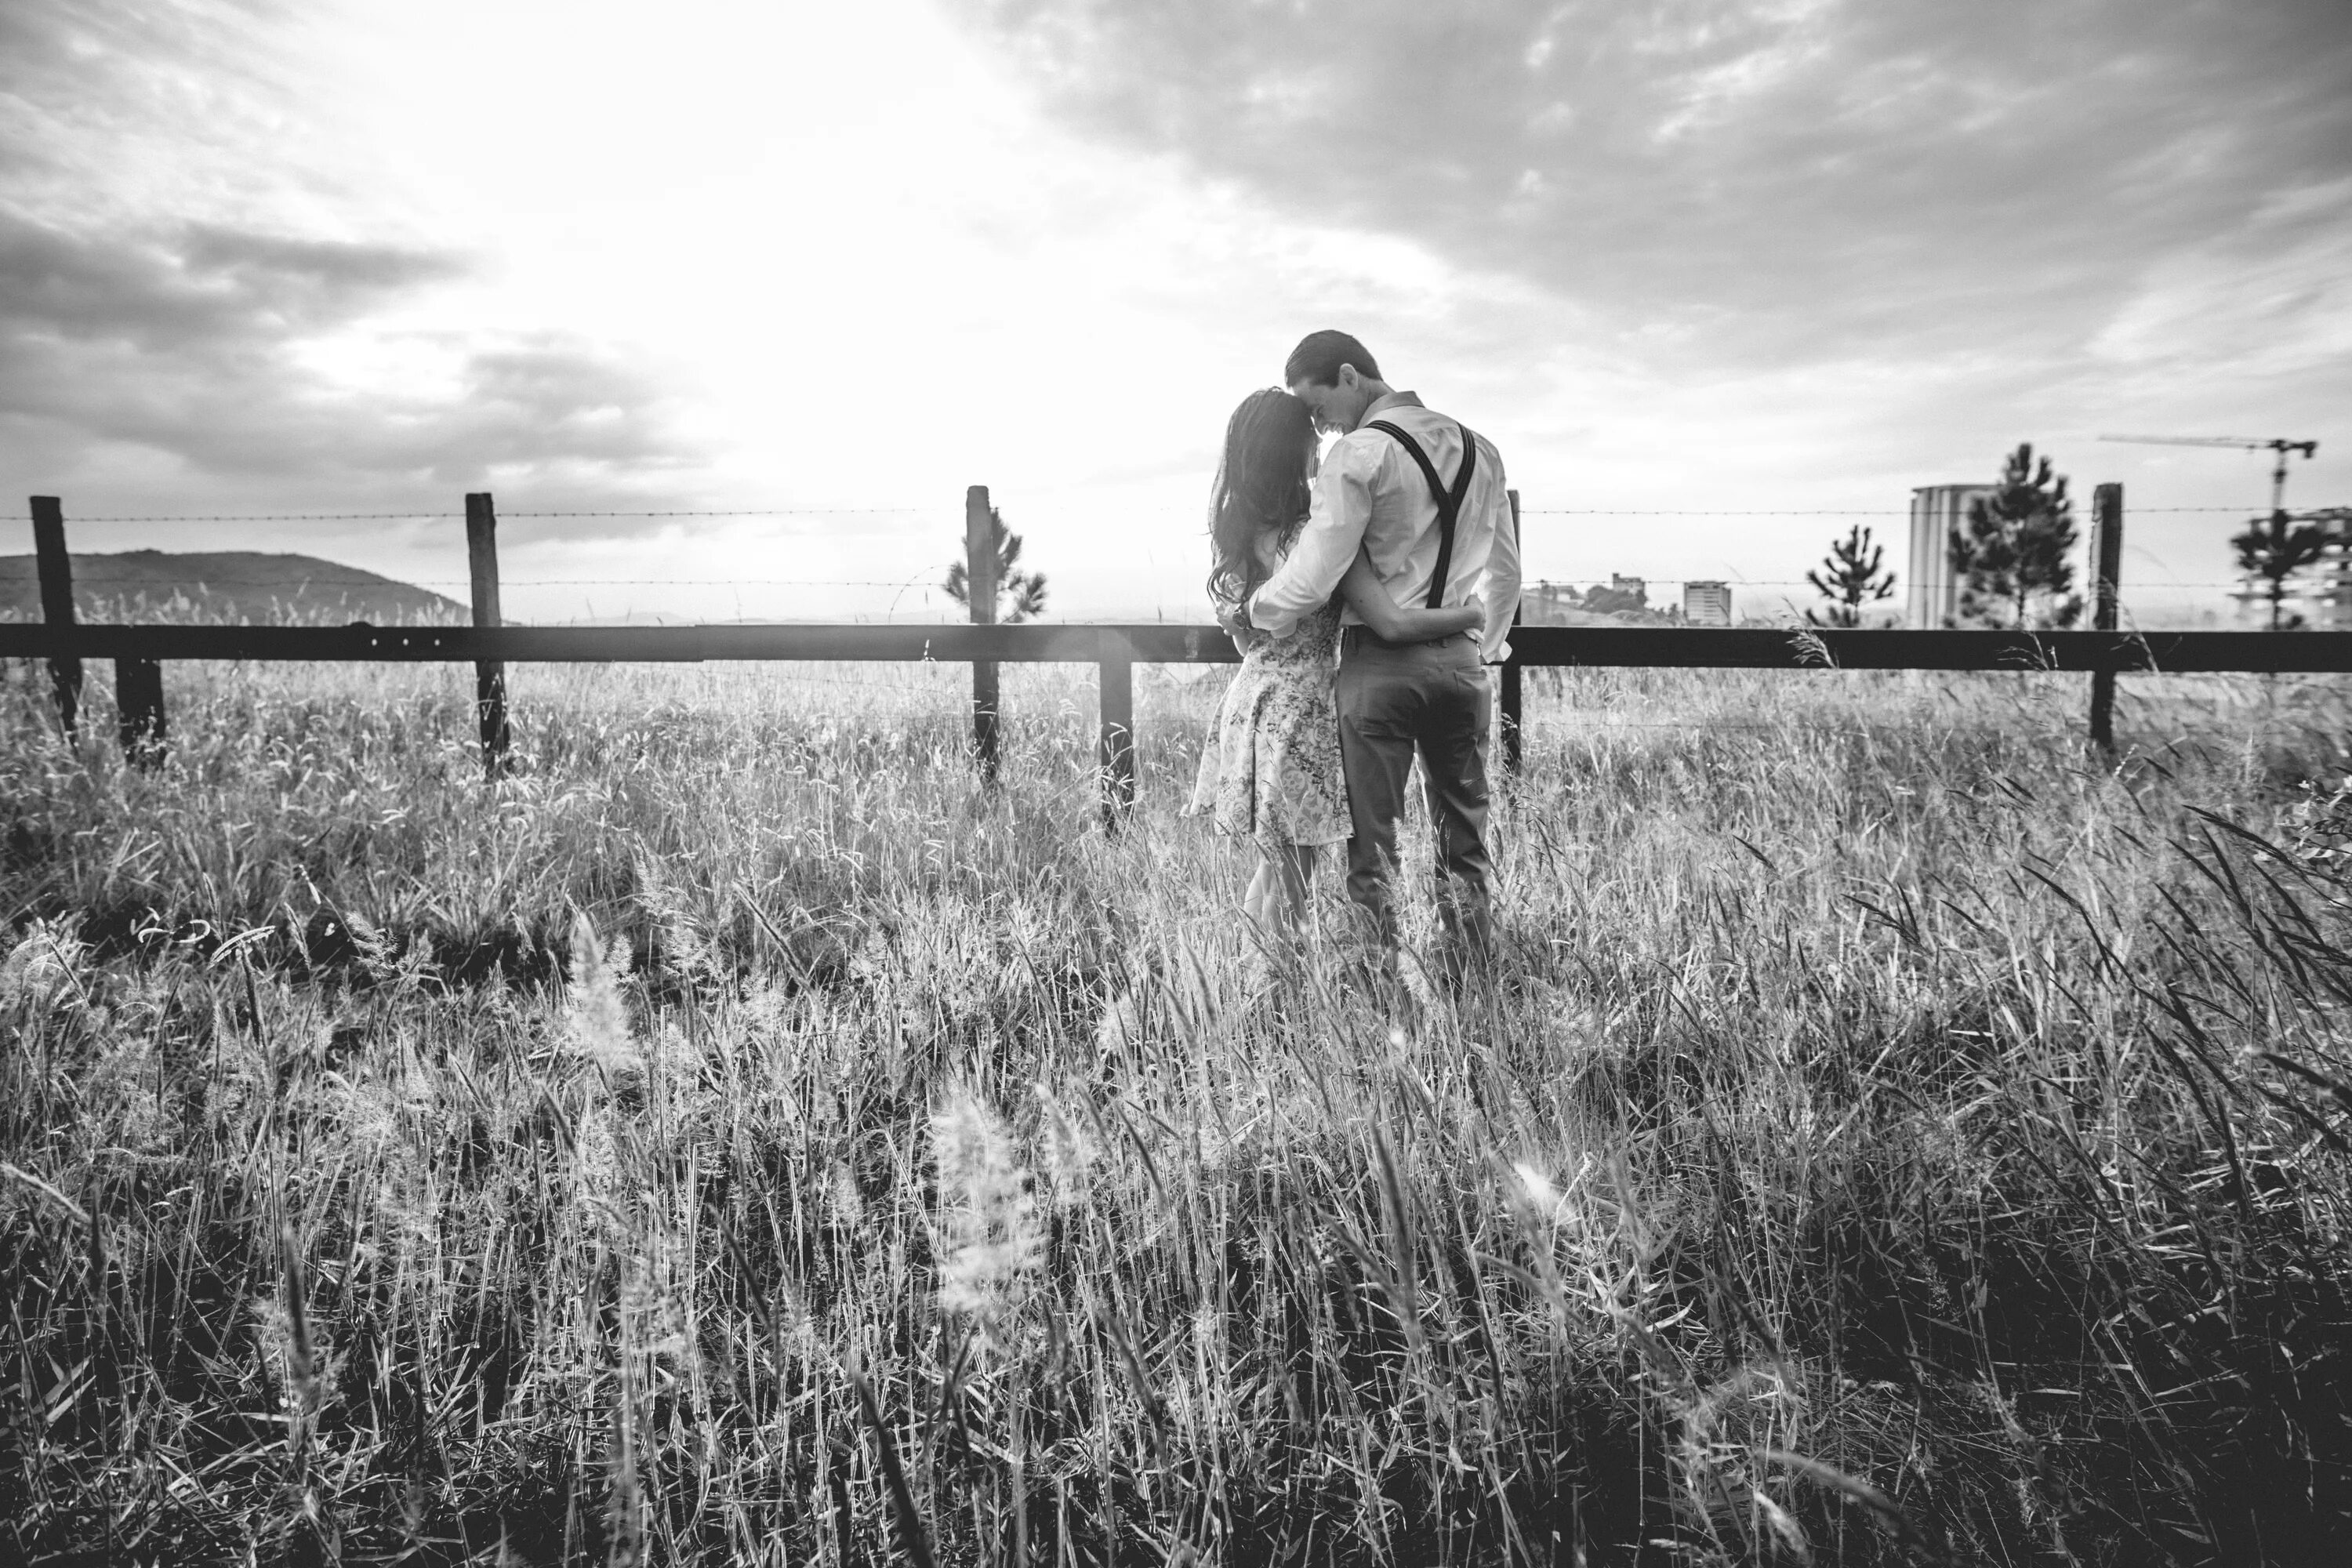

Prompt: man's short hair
[{"left": 1284, "top": 330, "right": 1381, "bottom": 390}]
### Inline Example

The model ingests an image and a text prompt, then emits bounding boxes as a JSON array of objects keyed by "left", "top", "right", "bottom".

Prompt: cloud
[
  {"left": 0, "top": 0, "right": 298, "bottom": 216},
  {"left": 0, "top": 214, "right": 463, "bottom": 354},
  {"left": 3, "top": 0, "right": 2338, "bottom": 615},
  {"left": 948, "top": 0, "right": 2352, "bottom": 368},
  {"left": 0, "top": 212, "right": 697, "bottom": 494},
  {"left": 0, "top": 0, "right": 710, "bottom": 511}
]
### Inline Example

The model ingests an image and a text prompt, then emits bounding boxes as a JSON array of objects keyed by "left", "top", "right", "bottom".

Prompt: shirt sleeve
[
  {"left": 1244, "top": 437, "right": 1376, "bottom": 638},
  {"left": 1476, "top": 444, "right": 1520, "bottom": 663}
]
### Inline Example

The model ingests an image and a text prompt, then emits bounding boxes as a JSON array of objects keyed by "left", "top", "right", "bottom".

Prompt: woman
[{"left": 1189, "top": 389, "right": 1482, "bottom": 944}]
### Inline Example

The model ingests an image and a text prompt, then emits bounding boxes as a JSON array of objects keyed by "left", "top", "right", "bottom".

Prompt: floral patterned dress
[{"left": 1187, "top": 599, "right": 1350, "bottom": 850}]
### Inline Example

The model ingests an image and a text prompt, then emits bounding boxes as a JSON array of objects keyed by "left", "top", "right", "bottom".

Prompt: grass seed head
[
  {"left": 931, "top": 1086, "right": 1041, "bottom": 1327},
  {"left": 1, "top": 919, "right": 86, "bottom": 1009},
  {"left": 1035, "top": 1081, "right": 1097, "bottom": 1205},
  {"left": 567, "top": 913, "right": 641, "bottom": 1076}
]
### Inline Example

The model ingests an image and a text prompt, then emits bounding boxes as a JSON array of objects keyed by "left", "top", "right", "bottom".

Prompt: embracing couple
[{"left": 1189, "top": 330, "right": 1521, "bottom": 985}]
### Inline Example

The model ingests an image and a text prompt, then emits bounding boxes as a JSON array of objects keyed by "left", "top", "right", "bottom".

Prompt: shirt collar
[{"left": 1357, "top": 390, "right": 1424, "bottom": 426}]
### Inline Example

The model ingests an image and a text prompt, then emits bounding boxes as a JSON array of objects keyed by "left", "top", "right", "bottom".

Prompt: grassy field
[{"left": 3, "top": 652, "right": 2350, "bottom": 1565}]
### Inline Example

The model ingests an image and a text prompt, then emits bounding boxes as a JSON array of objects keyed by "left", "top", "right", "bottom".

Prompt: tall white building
[
  {"left": 1683, "top": 580, "right": 1733, "bottom": 626},
  {"left": 1907, "top": 485, "right": 1991, "bottom": 628}
]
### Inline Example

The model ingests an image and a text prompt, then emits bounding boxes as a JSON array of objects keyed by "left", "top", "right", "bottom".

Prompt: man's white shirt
[{"left": 1243, "top": 391, "right": 1521, "bottom": 662}]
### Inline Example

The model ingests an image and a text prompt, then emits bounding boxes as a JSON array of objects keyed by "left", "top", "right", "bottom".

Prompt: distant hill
[{"left": 0, "top": 551, "right": 462, "bottom": 624}]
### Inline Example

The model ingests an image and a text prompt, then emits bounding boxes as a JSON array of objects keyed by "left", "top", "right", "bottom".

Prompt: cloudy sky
[{"left": 3, "top": 0, "right": 2347, "bottom": 623}]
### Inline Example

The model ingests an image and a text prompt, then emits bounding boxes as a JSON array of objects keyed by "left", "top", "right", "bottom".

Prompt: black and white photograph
[{"left": 4, "top": 1, "right": 2350, "bottom": 1562}]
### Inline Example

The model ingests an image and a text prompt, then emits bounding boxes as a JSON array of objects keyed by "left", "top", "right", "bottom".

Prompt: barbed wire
[
  {"left": 41, "top": 503, "right": 2343, "bottom": 523},
  {"left": 499, "top": 508, "right": 926, "bottom": 518},
  {"left": 2143, "top": 504, "right": 2352, "bottom": 514},
  {"left": 50, "top": 507, "right": 931, "bottom": 522},
  {"left": 20, "top": 570, "right": 2278, "bottom": 593},
  {"left": 1522, "top": 576, "right": 2270, "bottom": 590},
  {"left": 488, "top": 579, "right": 931, "bottom": 589},
  {"left": 1519, "top": 506, "right": 2323, "bottom": 516},
  {"left": 56, "top": 513, "right": 454, "bottom": 522},
  {"left": 1526, "top": 578, "right": 1817, "bottom": 589},
  {"left": 4, "top": 574, "right": 939, "bottom": 590},
  {"left": 13, "top": 575, "right": 439, "bottom": 588},
  {"left": 22, "top": 496, "right": 2341, "bottom": 610}
]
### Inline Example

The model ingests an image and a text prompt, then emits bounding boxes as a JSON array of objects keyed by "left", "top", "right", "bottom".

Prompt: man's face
[{"left": 1290, "top": 365, "right": 1367, "bottom": 434}]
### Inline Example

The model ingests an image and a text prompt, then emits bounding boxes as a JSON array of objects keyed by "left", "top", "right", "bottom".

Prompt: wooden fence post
[
  {"left": 30, "top": 496, "right": 82, "bottom": 739},
  {"left": 115, "top": 655, "right": 166, "bottom": 766},
  {"left": 966, "top": 485, "right": 1000, "bottom": 782},
  {"left": 2089, "top": 482, "right": 2122, "bottom": 747},
  {"left": 466, "top": 492, "right": 512, "bottom": 775},
  {"left": 1501, "top": 488, "right": 1523, "bottom": 772},
  {"left": 1098, "top": 631, "right": 1134, "bottom": 826}
]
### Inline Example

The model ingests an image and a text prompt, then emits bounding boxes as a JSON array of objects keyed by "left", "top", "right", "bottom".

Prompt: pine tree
[
  {"left": 1951, "top": 443, "right": 2083, "bottom": 630},
  {"left": 2232, "top": 510, "right": 2331, "bottom": 631},
  {"left": 1804, "top": 524, "right": 1896, "bottom": 627},
  {"left": 943, "top": 507, "right": 1049, "bottom": 624}
]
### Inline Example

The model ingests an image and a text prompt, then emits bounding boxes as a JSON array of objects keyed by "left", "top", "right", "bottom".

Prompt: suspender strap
[{"left": 1365, "top": 419, "right": 1477, "bottom": 609}]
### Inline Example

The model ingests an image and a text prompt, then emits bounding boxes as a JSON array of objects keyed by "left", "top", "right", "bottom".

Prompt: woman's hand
[
  {"left": 1342, "top": 549, "right": 1486, "bottom": 643},
  {"left": 1216, "top": 602, "right": 1262, "bottom": 656}
]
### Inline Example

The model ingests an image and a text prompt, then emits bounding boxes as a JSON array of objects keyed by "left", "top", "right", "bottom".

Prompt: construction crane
[{"left": 2097, "top": 434, "right": 2319, "bottom": 517}]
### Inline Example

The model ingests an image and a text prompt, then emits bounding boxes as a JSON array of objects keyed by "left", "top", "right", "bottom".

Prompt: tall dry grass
[{"left": 2, "top": 652, "right": 2349, "bottom": 1565}]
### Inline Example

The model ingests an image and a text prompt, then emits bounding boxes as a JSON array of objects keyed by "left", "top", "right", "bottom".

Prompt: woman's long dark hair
[{"left": 1207, "top": 389, "right": 1318, "bottom": 609}]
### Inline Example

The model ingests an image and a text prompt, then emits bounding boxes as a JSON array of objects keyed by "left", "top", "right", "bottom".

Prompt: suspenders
[{"left": 1364, "top": 419, "right": 1477, "bottom": 610}]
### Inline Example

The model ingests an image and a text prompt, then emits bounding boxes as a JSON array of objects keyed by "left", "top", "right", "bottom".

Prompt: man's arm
[
  {"left": 1243, "top": 438, "right": 1377, "bottom": 639},
  {"left": 1476, "top": 446, "right": 1520, "bottom": 662}
]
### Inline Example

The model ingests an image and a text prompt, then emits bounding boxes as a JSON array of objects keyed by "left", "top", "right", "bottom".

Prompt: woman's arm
[
  {"left": 1340, "top": 548, "right": 1482, "bottom": 641},
  {"left": 1215, "top": 599, "right": 1262, "bottom": 657}
]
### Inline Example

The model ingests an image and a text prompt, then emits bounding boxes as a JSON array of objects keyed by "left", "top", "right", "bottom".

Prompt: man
[{"left": 1240, "top": 329, "right": 1520, "bottom": 972}]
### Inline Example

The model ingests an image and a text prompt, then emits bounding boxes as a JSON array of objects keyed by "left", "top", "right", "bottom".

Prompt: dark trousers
[{"left": 1335, "top": 630, "right": 1495, "bottom": 959}]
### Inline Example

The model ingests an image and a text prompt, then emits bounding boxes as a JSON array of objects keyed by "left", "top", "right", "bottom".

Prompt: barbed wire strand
[
  {"left": 21, "top": 575, "right": 938, "bottom": 590},
  {"left": 49, "top": 514, "right": 454, "bottom": 523},
  {"left": 1525, "top": 578, "right": 2274, "bottom": 590},
  {"left": 21, "top": 571, "right": 2280, "bottom": 592},
  {"left": 48, "top": 507, "right": 931, "bottom": 522},
  {"left": 500, "top": 509, "right": 926, "bottom": 518},
  {"left": 1519, "top": 506, "right": 2333, "bottom": 516},
  {"left": 38, "top": 503, "right": 2344, "bottom": 523}
]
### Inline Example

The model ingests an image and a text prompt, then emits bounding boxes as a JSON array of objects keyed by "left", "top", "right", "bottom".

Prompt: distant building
[
  {"left": 1682, "top": 580, "right": 1733, "bottom": 626},
  {"left": 2235, "top": 507, "right": 2352, "bottom": 629},
  {"left": 2307, "top": 512, "right": 2352, "bottom": 629},
  {"left": 1907, "top": 485, "right": 1990, "bottom": 628},
  {"left": 2228, "top": 564, "right": 2269, "bottom": 625},
  {"left": 1584, "top": 575, "right": 1649, "bottom": 617},
  {"left": 1517, "top": 576, "right": 1660, "bottom": 623},
  {"left": 1519, "top": 580, "right": 1581, "bottom": 624}
]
